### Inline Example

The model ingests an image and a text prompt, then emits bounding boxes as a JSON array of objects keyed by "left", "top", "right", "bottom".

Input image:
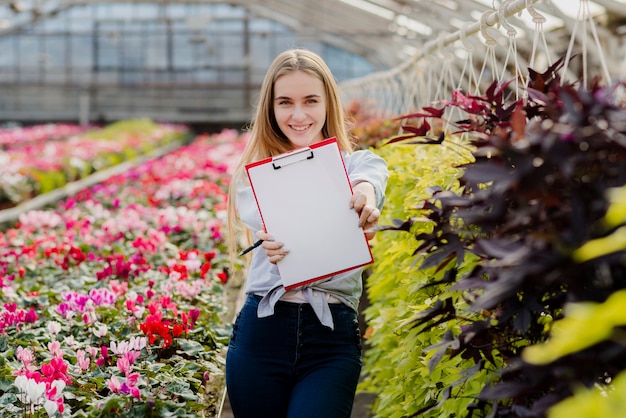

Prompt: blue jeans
[{"left": 225, "top": 294, "right": 363, "bottom": 418}]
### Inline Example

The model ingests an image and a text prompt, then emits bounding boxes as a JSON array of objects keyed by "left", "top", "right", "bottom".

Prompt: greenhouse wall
[{"left": 0, "top": 1, "right": 376, "bottom": 126}]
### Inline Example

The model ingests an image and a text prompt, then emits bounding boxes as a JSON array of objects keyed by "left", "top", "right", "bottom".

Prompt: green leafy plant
[{"left": 363, "top": 138, "right": 479, "bottom": 418}]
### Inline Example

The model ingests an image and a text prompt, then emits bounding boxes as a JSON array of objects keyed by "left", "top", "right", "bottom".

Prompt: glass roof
[
  {"left": 1, "top": 0, "right": 626, "bottom": 70},
  {"left": 1, "top": 0, "right": 626, "bottom": 124}
]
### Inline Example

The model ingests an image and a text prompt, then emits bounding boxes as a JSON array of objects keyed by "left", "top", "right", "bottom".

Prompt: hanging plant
[{"left": 383, "top": 55, "right": 626, "bottom": 417}]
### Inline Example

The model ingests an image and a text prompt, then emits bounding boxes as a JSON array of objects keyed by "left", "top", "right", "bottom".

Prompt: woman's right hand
[{"left": 256, "top": 230, "right": 289, "bottom": 264}]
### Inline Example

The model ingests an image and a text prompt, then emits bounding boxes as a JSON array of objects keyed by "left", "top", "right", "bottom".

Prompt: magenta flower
[
  {"left": 40, "top": 357, "right": 71, "bottom": 385},
  {"left": 24, "top": 307, "right": 37, "bottom": 323}
]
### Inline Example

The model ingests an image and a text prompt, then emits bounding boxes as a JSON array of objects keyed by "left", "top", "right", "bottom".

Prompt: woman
[{"left": 226, "top": 48, "right": 388, "bottom": 418}]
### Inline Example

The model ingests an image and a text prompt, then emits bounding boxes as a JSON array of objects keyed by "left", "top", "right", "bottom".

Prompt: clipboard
[{"left": 245, "top": 137, "right": 373, "bottom": 290}]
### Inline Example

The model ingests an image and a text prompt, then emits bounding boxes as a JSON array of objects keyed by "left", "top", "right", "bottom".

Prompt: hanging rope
[
  {"left": 526, "top": 0, "right": 552, "bottom": 69},
  {"left": 340, "top": 0, "right": 594, "bottom": 116},
  {"left": 498, "top": 0, "right": 524, "bottom": 99},
  {"left": 457, "top": 23, "right": 480, "bottom": 94},
  {"left": 479, "top": 10, "right": 501, "bottom": 85},
  {"left": 433, "top": 33, "right": 456, "bottom": 103},
  {"left": 560, "top": 0, "right": 611, "bottom": 87}
]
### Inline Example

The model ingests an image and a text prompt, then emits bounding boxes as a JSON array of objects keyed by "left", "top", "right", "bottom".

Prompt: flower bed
[
  {"left": 0, "top": 120, "right": 190, "bottom": 209},
  {"left": 0, "top": 123, "right": 92, "bottom": 150},
  {"left": 0, "top": 129, "right": 247, "bottom": 417}
]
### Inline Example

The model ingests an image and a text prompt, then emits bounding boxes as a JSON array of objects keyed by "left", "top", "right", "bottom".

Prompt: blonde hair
[{"left": 227, "top": 48, "right": 355, "bottom": 262}]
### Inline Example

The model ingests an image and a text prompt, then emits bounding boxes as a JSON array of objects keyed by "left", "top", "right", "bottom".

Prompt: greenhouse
[{"left": 2, "top": 0, "right": 626, "bottom": 417}]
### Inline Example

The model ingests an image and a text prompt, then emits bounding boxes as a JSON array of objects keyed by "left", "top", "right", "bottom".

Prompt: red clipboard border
[{"left": 244, "top": 137, "right": 374, "bottom": 290}]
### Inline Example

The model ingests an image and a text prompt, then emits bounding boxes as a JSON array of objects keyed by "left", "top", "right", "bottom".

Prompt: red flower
[
  {"left": 172, "top": 264, "right": 188, "bottom": 280},
  {"left": 178, "top": 249, "right": 199, "bottom": 261},
  {"left": 172, "top": 324, "right": 183, "bottom": 338},
  {"left": 217, "top": 271, "right": 228, "bottom": 284},
  {"left": 200, "top": 262, "right": 211, "bottom": 278}
]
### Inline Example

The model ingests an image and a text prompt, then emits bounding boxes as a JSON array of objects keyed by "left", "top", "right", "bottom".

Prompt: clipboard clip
[{"left": 272, "top": 147, "right": 314, "bottom": 170}]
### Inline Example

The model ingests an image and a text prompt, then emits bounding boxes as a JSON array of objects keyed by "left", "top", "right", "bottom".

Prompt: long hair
[{"left": 227, "top": 48, "right": 355, "bottom": 262}]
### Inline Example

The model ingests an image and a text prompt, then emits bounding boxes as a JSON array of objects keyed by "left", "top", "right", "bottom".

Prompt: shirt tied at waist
[{"left": 256, "top": 285, "right": 337, "bottom": 330}]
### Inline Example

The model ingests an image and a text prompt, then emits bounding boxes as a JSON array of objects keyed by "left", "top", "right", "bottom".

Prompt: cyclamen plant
[
  {"left": 0, "top": 130, "right": 247, "bottom": 417},
  {"left": 386, "top": 56, "right": 626, "bottom": 416}
]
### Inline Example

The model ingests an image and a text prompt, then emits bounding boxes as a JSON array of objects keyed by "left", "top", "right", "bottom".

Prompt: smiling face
[{"left": 273, "top": 70, "right": 327, "bottom": 149}]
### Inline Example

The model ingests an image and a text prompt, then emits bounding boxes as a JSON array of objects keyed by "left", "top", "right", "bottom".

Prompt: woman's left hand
[{"left": 350, "top": 185, "right": 380, "bottom": 240}]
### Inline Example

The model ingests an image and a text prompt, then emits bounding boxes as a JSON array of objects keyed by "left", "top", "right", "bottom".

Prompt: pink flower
[
  {"left": 107, "top": 375, "right": 121, "bottom": 393},
  {"left": 126, "top": 372, "right": 140, "bottom": 387},
  {"left": 41, "top": 358, "right": 71, "bottom": 385},
  {"left": 76, "top": 350, "right": 90, "bottom": 371},
  {"left": 4, "top": 303, "right": 17, "bottom": 313},
  {"left": 85, "top": 346, "right": 99, "bottom": 358},
  {"left": 16, "top": 347, "right": 35, "bottom": 369},
  {"left": 117, "top": 357, "right": 130, "bottom": 375},
  {"left": 189, "top": 309, "right": 200, "bottom": 325},
  {"left": 125, "top": 298, "right": 135, "bottom": 312},
  {"left": 46, "top": 379, "right": 66, "bottom": 401},
  {"left": 123, "top": 351, "right": 140, "bottom": 366},
  {"left": 48, "top": 341, "right": 63, "bottom": 358}
]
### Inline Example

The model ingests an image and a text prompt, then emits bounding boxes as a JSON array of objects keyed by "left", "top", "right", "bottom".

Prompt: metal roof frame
[{"left": 2, "top": 0, "right": 626, "bottom": 71}]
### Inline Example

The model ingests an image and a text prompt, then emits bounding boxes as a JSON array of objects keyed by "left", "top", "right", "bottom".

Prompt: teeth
[{"left": 292, "top": 126, "right": 308, "bottom": 131}]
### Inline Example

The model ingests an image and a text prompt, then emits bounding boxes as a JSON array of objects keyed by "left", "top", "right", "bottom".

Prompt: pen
[{"left": 239, "top": 239, "right": 263, "bottom": 256}]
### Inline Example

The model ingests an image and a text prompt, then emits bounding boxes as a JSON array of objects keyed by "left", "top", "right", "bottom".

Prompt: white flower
[
  {"left": 133, "top": 305, "right": 146, "bottom": 319},
  {"left": 44, "top": 399, "right": 58, "bottom": 416},
  {"left": 14, "top": 375, "right": 45, "bottom": 406},
  {"left": 63, "top": 335, "right": 78, "bottom": 348},
  {"left": 130, "top": 336, "right": 147, "bottom": 351},
  {"left": 47, "top": 321, "right": 62, "bottom": 335},
  {"left": 109, "top": 340, "right": 126, "bottom": 355},
  {"left": 92, "top": 323, "right": 108, "bottom": 338}
]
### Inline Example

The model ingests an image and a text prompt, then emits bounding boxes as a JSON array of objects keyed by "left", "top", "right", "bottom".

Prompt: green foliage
[
  {"left": 523, "top": 289, "right": 626, "bottom": 365},
  {"left": 363, "top": 139, "right": 495, "bottom": 418},
  {"left": 574, "top": 185, "right": 626, "bottom": 262},
  {"left": 83, "top": 119, "right": 160, "bottom": 141},
  {"left": 26, "top": 169, "right": 67, "bottom": 194},
  {"left": 547, "top": 370, "right": 626, "bottom": 418}
]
